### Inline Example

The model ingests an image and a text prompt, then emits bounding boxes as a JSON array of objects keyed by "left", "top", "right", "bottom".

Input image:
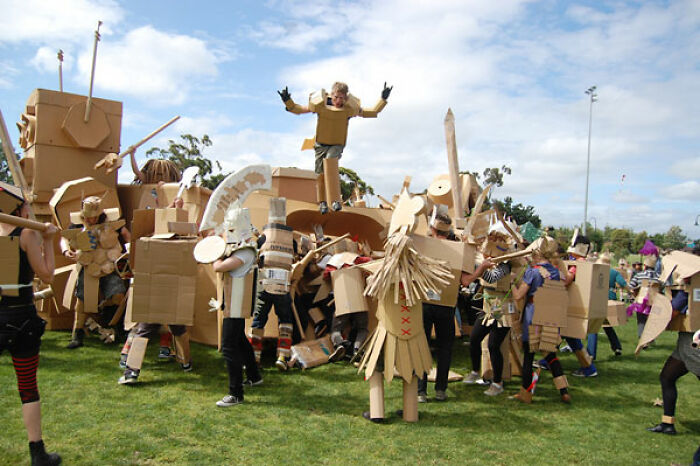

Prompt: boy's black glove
[
  {"left": 381, "top": 82, "right": 393, "bottom": 100},
  {"left": 278, "top": 86, "right": 291, "bottom": 102}
]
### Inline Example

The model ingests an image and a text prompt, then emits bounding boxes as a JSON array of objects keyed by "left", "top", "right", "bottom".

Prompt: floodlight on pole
[{"left": 583, "top": 85, "right": 597, "bottom": 236}]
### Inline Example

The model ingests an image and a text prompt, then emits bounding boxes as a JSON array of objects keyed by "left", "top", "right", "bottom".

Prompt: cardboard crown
[
  {"left": 81, "top": 196, "right": 104, "bottom": 218},
  {"left": 0, "top": 181, "right": 25, "bottom": 214}
]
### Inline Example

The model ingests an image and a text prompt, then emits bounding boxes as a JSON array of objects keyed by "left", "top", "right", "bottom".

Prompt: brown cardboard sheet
[{"left": 565, "top": 261, "right": 608, "bottom": 319}]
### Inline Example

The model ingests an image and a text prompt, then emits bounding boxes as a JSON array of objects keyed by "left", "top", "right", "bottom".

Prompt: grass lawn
[{"left": 1, "top": 321, "right": 698, "bottom": 465}]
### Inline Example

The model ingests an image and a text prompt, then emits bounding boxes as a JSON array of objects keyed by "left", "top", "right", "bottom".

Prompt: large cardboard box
[
  {"left": 290, "top": 335, "right": 334, "bottom": 369},
  {"left": 561, "top": 315, "right": 587, "bottom": 339},
  {"left": 605, "top": 300, "right": 628, "bottom": 327},
  {"left": 154, "top": 184, "right": 211, "bottom": 225},
  {"left": 154, "top": 208, "right": 188, "bottom": 236},
  {"left": 411, "top": 234, "right": 475, "bottom": 308},
  {"left": 128, "top": 238, "right": 197, "bottom": 326},
  {"left": 565, "top": 260, "right": 608, "bottom": 319},
  {"left": 533, "top": 280, "right": 568, "bottom": 327},
  {"left": 331, "top": 266, "right": 369, "bottom": 316},
  {"left": 271, "top": 167, "right": 317, "bottom": 204}
]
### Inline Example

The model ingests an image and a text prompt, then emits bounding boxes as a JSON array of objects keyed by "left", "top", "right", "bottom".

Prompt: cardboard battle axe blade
[{"left": 176, "top": 166, "right": 200, "bottom": 198}]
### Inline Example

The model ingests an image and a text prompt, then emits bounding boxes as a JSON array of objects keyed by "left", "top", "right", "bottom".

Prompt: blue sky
[{"left": 1, "top": 0, "right": 698, "bottom": 237}]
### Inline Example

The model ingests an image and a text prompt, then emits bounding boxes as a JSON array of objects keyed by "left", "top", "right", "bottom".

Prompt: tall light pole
[
  {"left": 589, "top": 216, "right": 597, "bottom": 232},
  {"left": 583, "top": 85, "right": 597, "bottom": 236}
]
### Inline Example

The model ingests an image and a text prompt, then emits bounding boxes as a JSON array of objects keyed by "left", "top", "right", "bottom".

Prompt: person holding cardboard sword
[{"left": 0, "top": 182, "right": 62, "bottom": 465}]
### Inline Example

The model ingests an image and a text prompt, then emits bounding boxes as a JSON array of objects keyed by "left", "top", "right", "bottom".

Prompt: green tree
[
  {"left": 493, "top": 196, "right": 541, "bottom": 228},
  {"left": 482, "top": 165, "right": 511, "bottom": 187},
  {"left": 0, "top": 144, "right": 14, "bottom": 184},
  {"left": 339, "top": 167, "right": 374, "bottom": 202},
  {"left": 610, "top": 228, "right": 633, "bottom": 257},
  {"left": 631, "top": 231, "right": 648, "bottom": 253},
  {"left": 146, "top": 134, "right": 225, "bottom": 190},
  {"left": 663, "top": 225, "right": 688, "bottom": 250}
]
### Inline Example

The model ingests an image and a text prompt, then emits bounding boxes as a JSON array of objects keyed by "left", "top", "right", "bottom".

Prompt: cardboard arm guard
[
  {"left": 285, "top": 98, "right": 308, "bottom": 115},
  {"left": 360, "top": 99, "right": 387, "bottom": 118}
]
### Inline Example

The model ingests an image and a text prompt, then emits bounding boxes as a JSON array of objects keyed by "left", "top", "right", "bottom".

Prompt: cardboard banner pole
[
  {"left": 444, "top": 108, "right": 465, "bottom": 228},
  {"left": 84, "top": 21, "right": 102, "bottom": 123},
  {"left": 0, "top": 109, "right": 35, "bottom": 221}
]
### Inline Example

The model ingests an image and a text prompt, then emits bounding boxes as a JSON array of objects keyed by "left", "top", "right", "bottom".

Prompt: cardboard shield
[{"left": 635, "top": 294, "right": 673, "bottom": 355}]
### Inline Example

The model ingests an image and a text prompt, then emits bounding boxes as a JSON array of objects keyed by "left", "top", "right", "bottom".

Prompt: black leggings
[
  {"left": 521, "top": 342, "right": 566, "bottom": 392},
  {"left": 659, "top": 355, "right": 699, "bottom": 417},
  {"left": 470, "top": 316, "right": 510, "bottom": 384},
  {"left": 222, "top": 318, "right": 261, "bottom": 398}
]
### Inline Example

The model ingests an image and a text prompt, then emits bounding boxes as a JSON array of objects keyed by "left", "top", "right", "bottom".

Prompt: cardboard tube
[
  {"left": 126, "top": 337, "right": 148, "bottom": 370},
  {"left": 0, "top": 213, "right": 48, "bottom": 231},
  {"left": 316, "top": 173, "right": 326, "bottom": 203},
  {"left": 402, "top": 376, "right": 419, "bottom": 422},
  {"left": 553, "top": 375, "right": 568, "bottom": 390},
  {"left": 369, "top": 371, "right": 385, "bottom": 420},
  {"left": 323, "top": 158, "right": 341, "bottom": 205}
]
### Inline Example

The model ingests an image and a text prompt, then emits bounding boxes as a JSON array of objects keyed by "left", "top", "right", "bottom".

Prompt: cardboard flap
[
  {"left": 636, "top": 294, "right": 672, "bottom": 355},
  {"left": 661, "top": 251, "right": 700, "bottom": 282},
  {"left": 49, "top": 177, "right": 121, "bottom": 229}
]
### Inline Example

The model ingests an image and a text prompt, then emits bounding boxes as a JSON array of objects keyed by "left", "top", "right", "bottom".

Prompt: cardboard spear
[
  {"left": 84, "top": 21, "right": 102, "bottom": 122},
  {"left": 444, "top": 108, "right": 465, "bottom": 229},
  {"left": 93, "top": 115, "right": 181, "bottom": 173}
]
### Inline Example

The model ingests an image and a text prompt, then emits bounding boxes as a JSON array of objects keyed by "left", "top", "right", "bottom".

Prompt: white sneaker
[
  {"left": 462, "top": 371, "right": 480, "bottom": 384},
  {"left": 216, "top": 395, "right": 243, "bottom": 407},
  {"left": 484, "top": 383, "right": 504, "bottom": 396}
]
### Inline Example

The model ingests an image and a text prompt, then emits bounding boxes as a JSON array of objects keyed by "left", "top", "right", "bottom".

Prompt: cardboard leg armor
[
  {"left": 71, "top": 300, "right": 87, "bottom": 340},
  {"left": 250, "top": 328, "right": 264, "bottom": 364},
  {"left": 369, "top": 371, "right": 385, "bottom": 420},
  {"left": 402, "top": 376, "right": 419, "bottom": 422},
  {"left": 575, "top": 349, "right": 593, "bottom": 368},
  {"left": 662, "top": 415, "right": 675, "bottom": 424},
  {"left": 173, "top": 333, "right": 191, "bottom": 365},
  {"left": 277, "top": 323, "right": 293, "bottom": 360},
  {"left": 553, "top": 375, "right": 568, "bottom": 390},
  {"left": 323, "top": 158, "right": 342, "bottom": 206},
  {"left": 316, "top": 173, "right": 326, "bottom": 204},
  {"left": 126, "top": 337, "right": 149, "bottom": 370}
]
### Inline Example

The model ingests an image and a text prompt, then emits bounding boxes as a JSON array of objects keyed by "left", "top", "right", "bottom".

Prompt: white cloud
[
  {"left": 76, "top": 26, "right": 222, "bottom": 104},
  {"left": 612, "top": 191, "right": 645, "bottom": 204},
  {"left": 658, "top": 181, "right": 700, "bottom": 201},
  {"left": 668, "top": 157, "right": 700, "bottom": 180},
  {"left": 0, "top": 0, "right": 124, "bottom": 43}
]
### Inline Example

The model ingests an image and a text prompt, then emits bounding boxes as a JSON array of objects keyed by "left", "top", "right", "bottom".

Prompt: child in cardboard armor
[
  {"left": 205, "top": 207, "right": 263, "bottom": 407},
  {"left": 511, "top": 236, "right": 571, "bottom": 404},
  {"left": 278, "top": 81, "right": 392, "bottom": 214},
  {"left": 0, "top": 182, "right": 62, "bottom": 465},
  {"left": 61, "top": 196, "right": 130, "bottom": 349},
  {"left": 463, "top": 221, "right": 515, "bottom": 397},
  {"left": 561, "top": 234, "right": 598, "bottom": 377},
  {"left": 250, "top": 198, "right": 296, "bottom": 371}
]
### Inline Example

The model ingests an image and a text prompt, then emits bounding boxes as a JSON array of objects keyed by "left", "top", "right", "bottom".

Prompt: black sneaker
[
  {"left": 118, "top": 368, "right": 139, "bottom": 385},
  {"left": 181, "top": 362, "right": 193, "bottom": 372},
  {"left": 647, "top": 423, "right": 676, "bottom": 435},
  {"left": 243, "top": 378, "right": 263, "bottom": 387},
  {"left": 158, "top": 346, "right": 173, "bottom": 360},
  {"left": 216, "top": 395, "right": 243, "bottom": 407},
  {"left": 328, "top": 345, "right": 346, "bottom": 362},
  {"left": 362, "top": 411, "right": 384, "bottom": 423},
  {"left": 331, "top": 201, "right": 342, "bottom": 212}
]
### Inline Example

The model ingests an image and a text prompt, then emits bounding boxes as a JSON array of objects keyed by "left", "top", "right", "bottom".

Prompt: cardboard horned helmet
[{"left": 480, "top": 218, "right": 512, "bottom": 258}]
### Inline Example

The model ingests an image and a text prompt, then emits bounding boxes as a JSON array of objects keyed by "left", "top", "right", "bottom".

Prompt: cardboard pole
[
  {"left": 369, "top": 371, "right": 385, "bottom": 420},
  {"left": 84, "top": 21, "right": 102, "bottom": 123},
  {"left": 377, "top": 195, "right": 395, "bottom": 209},
  {"left": 0, "top": 109, "right": 35, "bottom": 220},
  {"left": 0, "top": 213, "right": 48, "bottom": 232},
  {"left": 402, "top": 376, "right": 419, "bottom": 422},
  {"left": 444, "top": 108, "right": 465, "bottom": 227},
  {"left": 57, "top": 49, "right": 64, "bottom": 92}
]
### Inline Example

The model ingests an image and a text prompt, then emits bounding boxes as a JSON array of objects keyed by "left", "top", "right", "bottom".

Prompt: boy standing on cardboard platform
[
  {"left": 61, "top": 196, "right": 130, "bottom": 349},
  {"left": 278, "top": 81, "right": 392, "bottom": 214}
]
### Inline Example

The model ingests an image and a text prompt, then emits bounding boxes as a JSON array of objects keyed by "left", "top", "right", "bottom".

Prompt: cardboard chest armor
[
  {"left": 260, "top": 223, "right": 294, "bottom": 294},
  {"left": 220, "top": 245, "right": 259, "bottom": 319},
  {"left": 307, "top": 90, "right": 361, "bottom": 146}
]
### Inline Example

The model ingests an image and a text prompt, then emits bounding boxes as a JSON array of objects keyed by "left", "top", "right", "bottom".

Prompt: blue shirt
[
  {"left": 671, "top": 290, "right": 688, "bottom": 314},
  {"left": 609, "top": 269, "right": 627, "bottom": 300}
]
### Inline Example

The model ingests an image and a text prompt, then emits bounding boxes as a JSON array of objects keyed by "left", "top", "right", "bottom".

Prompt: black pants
[
  {"left": 470, "top": 315, "right": 510, "bottom": 384},
  {"left": 134, "top": 322, "right": 186, "bottom": 338},
  {"left": 252, "top": 291, "right": 293, "bottom": 328},
  {"left": 659, "top": 355, "right": 700, "bottom": 417},
  {"left": 521, "top": 342, "right": 565, "bottom": 391},
  {"left": 418, "top": 303, "right": 455, "bottom": 393},
  {"left": 222, "top": 318, "right": 260, "bottom": 398}
]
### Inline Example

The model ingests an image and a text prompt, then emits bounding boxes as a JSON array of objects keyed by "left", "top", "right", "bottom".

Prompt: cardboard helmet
[
  {"left": 531, "top": 235, "right": 559, "bottom": 261},
  {"left": 567, "top": 228, "right": 590, "bottom": 258},
  {"left": 222, "top": 206, "right": 254, "bottom": 245},
  {"left": 480, "top": 219, "right": 511, "bottom": 258},
  {"left": 597, "top": 253, "right": 611, "bottom": 265},
  {"left": 643, "top": 255, "right": 658, "bottom": 268},
  {"left": 0, "top": 181, "right": 25, "bottom": 214},
  {"left": 81, "top": 196, "right": 104, "bottom": 219},
  {"left": 429, "top": 205, "right": 452, "bottom": 234}
]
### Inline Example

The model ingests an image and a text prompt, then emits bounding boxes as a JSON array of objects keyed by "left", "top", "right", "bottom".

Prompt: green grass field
[{"left": 1, "top": 322, "right": 698, "bottom": 465}]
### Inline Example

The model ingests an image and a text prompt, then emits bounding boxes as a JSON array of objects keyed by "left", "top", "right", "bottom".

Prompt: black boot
[
  {"left": 29, "top": 440, "right": 61, "bottom": 466},
  {"left": 66, "top": 329, "right": 84, "bottom": 349}
]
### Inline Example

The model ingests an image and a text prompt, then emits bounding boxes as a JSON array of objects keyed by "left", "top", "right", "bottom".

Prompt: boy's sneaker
[
  {"left": 118, "top": 368, "right": 139, "bottom": 385},
  {"left": 462, "top": 371, "right": 480, "bottom": 384},
  {"left": 536, "top": 359, "right": 549, "bottom": 370},
  {"left": 119, "top": 354, "right": 128, "bottom": 369},
  {"left": 216, "top": 395, "right": 243, "bottom": 407},
  {"left": 418, "top": 392, "right": 428, "bottom": 403},
  {"left": 435, "top": 390, "right": 447, "bottom": 401},
  {"left": 331, "top": 201, "right": 342, "bottom": 212},
  {"left": 560, "top": 343, "right": 573, "bottom": 353},
  {"left": 158, "top": 346, "right": 172, "bottom": 360},
  {"left": 328, "top": 345, "right": 346, "bottom": 362},
  {"left": 275, "top": 357, "right": 289, "bottom": 372},
  {"left": 243, "top": 378, "right": 263, "bottom": 387},
  {"left": 181, "top": 362, "right": 193, "bottom": 372},
  {"left": 318, "top": 201, "right": 329, "bottom": 215},
  {"left": 484, "top": 383, "right": 504, "bottom": 396},
  {"left": 572, "top": 364, "right": 597, "bottom": 377}
]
